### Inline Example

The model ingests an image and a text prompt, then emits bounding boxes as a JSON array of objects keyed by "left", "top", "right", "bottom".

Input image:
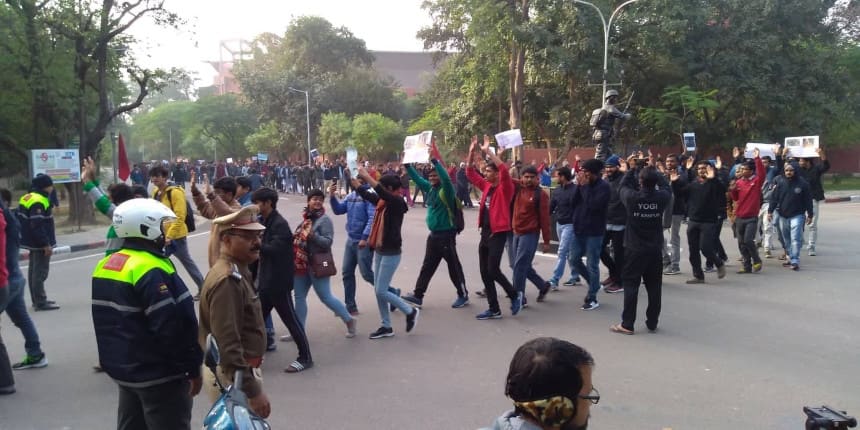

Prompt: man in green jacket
[{"left": 403, "top": 156, "right": 469, "bottom": 309}]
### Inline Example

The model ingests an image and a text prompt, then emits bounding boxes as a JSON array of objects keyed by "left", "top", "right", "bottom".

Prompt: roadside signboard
[{"left": 29, "top": 149, "right": 81, "bottom": 183}]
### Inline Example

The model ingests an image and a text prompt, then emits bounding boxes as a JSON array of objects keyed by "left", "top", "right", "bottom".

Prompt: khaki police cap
[{"left": 213, "top": 206, "right": 265, "bottom": 231}]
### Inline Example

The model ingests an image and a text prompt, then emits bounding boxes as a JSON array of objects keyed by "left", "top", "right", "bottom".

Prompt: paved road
[{"left": 1, "top": 195, "right": 858, "bottom": 429}]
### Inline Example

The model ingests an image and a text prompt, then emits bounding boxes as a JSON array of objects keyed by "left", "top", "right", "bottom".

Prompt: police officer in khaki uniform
[{"left": 198, "top": 206, "right": 271, "bottom": 419}]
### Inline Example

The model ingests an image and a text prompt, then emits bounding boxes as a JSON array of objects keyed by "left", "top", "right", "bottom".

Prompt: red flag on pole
[{"left": 117, "top": 133, "right": 130, "bottom": 181}]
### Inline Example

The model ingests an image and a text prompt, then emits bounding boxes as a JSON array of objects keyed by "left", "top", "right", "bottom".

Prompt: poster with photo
[
  {"left": 683, "top": 132, "right": 697, "bottom": 152},
  {"left": 346, "top": 147, "right": 359, "bottom": 178},
  {"left": 402, "top": 131, "right": 432, "bottom": 164},
  {"left": 744, "top": 143, "right": 776, "bottom": 159},
  {"left": 784, "top": 135, "right": 819, "bottom": 158}
]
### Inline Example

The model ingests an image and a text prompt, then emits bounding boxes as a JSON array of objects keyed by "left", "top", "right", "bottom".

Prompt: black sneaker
[
  {"left": 563, "top": 278, "right": 581, "bottom": 287},
  {"left": 12, "top": 353, "right": 47, "bottom": 370},
  {"left": 406, "top": 308, "right": 420, "bottom": 333},
  {"left": 33, "top": 303, "right": 60, "bottom": 311},
  {"left": 581, "top": 300, "right": 600, "bottom": 311},
  {"left": 536, "top": 282, "right": 551, "bottom": 302},
  {"left": 403, "top": 294, "right": 423, "bottom": 308},
  {"left": 476, "top": 309, "right": 502, "bottom": 320},
  {"left": 369, "top": 326, "right": 394, "bottom": 339}
]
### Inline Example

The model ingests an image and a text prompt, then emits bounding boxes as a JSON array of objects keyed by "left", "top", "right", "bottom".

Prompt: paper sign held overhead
[
  {"left": 683, "top": 133, "right": 697, "bottom": 152},
  {"left": 346, "top": 147, "right": 359, "bottom": 178},
  {"left": 784, "top": 136, "right": 819, "bottom": 158},
  {"left": 744, "top": 143, "right": 776, "bottom": 159},
  {"left": 495, "top": 129, "right": 523, "bottom": 149},
  {"left": 402, "top": 131, "right": 432, "bottom": 164}
]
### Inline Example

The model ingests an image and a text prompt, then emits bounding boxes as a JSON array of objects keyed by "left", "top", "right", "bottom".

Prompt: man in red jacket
[
  {"left": 730, "top": 148, "right": 766, "bottom": 273},
  {"left": 466, "top": 135, "right": 522, "bottom": 320}
]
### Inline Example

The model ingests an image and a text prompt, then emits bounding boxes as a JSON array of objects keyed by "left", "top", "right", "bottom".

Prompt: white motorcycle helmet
[{"left": 112, "top": 199, "right": 176, "bottom": 241}]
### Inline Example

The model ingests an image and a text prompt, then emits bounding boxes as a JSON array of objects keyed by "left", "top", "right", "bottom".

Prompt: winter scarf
[{"left": 293, "top": 207, "right": 325, "bottom": 275}]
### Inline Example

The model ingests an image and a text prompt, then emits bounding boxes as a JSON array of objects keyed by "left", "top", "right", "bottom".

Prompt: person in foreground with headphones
[{"left": 482, "top": 337, "right": 597, "bottom": 430}]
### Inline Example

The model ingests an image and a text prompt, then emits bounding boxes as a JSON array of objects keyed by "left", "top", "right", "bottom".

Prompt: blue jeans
[
  {"left": 293, "top": 273, "right": 353, "bottom": 327},
  {"left": 373, "top": 254, "right": 413, "bottom": 328},
  {"left": 342, "top": 238, "right": 374, "bottom": 312},
  {"left": 3, "top": 274, "right": 42, "bottom": 357},
  {"left": 165, "top": 237, "right": 204, "bottom": 289},
  {"left": 511, "top": 232, "right": 546, "bottom": 295},
  {"left": 550, "top": 223, "right": 579, "bottom": 284},
  {"left": 778, "top": 212, "right": 805, "bottom": 265},
  {"left": 569, "top": 233, "right": 604, "bottom": 302}
]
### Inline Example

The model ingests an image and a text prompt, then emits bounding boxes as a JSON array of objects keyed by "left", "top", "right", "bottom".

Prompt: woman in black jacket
[{"left": 353, "top": 169, "right": 420, "bottom": 340}]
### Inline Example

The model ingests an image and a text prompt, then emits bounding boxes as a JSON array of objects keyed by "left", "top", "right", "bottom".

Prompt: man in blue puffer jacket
[{"left": 329, "top": 177, "right": 376, "bottom": 315}]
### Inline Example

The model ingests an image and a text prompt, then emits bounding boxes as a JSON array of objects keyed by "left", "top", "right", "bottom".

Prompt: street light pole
[
  {"left": 288, "top": 87, "right": 312, "bottom": 163},
  {"left": 572, "top": 0, "right": 640, "bottom": 98}
]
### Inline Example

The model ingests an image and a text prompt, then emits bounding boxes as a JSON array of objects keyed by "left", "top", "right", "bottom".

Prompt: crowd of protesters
[{"left": 0, "top": 136, "right": 830, "bottom": 428}]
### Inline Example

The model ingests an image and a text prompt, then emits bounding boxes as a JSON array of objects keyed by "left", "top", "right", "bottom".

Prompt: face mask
[{"left": 514, "top": 396, "right": 576, "bottom": 430}]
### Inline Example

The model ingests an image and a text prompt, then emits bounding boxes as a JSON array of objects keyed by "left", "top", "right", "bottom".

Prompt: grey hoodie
[{"left": 480, "top": 410, "right": 543, "bottom": 430}]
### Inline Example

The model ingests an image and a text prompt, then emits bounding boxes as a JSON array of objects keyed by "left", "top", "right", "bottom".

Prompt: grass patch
[{"left": 825, "top": 175, "right": 860, "bottom": 192}]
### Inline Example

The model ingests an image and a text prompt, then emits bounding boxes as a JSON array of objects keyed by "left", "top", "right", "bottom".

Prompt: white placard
[
  {"left": 402, "top": 131, "right": 432, "bottom": 164},
  {"left": 744, "top": 143, "right": 775, "bottom": 159},
  {"left": 784, "top": 136, "right": 819, "bottom": 158},
  {"left": 683, "top": 132, "right": 697, "bottom": 152},
  {"left": 226, "top": 157, "right": 234, "bottom": 163},
  {"left": 29, "top": 149, "right": 80, "bottom": 184},
  {"left": 346, "top": 147, "right": 359, "bottom": 178},
  {"left": 495, "top": 129, "right": 523, "bottom": 149}
]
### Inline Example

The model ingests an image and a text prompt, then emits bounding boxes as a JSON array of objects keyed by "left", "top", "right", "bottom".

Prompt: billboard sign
[{"left": 29, "top": 149, "right": 81, "bottom": 183}]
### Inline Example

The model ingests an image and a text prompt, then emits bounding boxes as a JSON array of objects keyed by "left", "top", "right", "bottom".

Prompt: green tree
[
  {"left": 1, "top": 0, "right": 187, "bottom": 222},
  {"left": 234, "top": 16, "right": 404, "bottom": 161},
  {"left": 184, "top": 94, "right": 256, "bottom": 161},
  {"left": 316, "top": 112, "right": 403, "bottom": 160},
  {"left": 351, "top": 113, "right": 404, "bottom": 160},
  {"left": 317, "top": 112, "right": 354, "bottom": 155},
  {"left": 639, "top": 86, "right": 720, "bottom": 147}
]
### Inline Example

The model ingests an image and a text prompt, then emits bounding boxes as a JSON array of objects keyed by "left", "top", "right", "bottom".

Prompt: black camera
[{"left": 804, "top": 406, "right": 857, "bottom": 430}]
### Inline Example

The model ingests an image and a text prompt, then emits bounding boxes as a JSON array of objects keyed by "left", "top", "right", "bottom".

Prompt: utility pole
[
  {"left": 288, "top": 87, "right": 312, "bottom": 163},
  {"left": 572, "top": 0, "right": 641, "bottom": 99}
]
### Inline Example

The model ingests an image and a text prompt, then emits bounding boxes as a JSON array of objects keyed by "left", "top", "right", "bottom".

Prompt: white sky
[{"left": 128, "top": 0, "right": 431, "bottom": 88}]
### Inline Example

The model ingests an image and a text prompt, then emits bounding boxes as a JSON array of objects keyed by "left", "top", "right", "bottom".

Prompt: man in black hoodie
[
  {"left": 767, "top": 163, "right": 813, "bottom": 270},
  {"left": 600, "top": 155, "right": 626, "bottom": 293},
  {"left": 251, "top": 188, "right": 312, "bottom": 370},
  {"left": 674, "top": 160, "right": 727, "bottom": 283},
  {"left": 611, "top": 164, "right": 671, "bottom": 335},
  {"left": 662, "top": 154, "right": 687, "bottom": 275}
]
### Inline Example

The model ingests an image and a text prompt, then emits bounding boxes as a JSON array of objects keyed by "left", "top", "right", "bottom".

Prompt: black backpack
[{"left": 156, "top": 187, "right": 196, "bottom": 233}]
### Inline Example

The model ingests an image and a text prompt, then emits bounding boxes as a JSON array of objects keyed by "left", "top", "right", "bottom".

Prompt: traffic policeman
[
  {"left": 17, "top": 174, "right": 59, "bottom": 310},
  {"left": 198, "top": 206, "right": 271, "bottom": 418},
  {"left": 92, "top": 198, "right": 203, "bottom": 430}
]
